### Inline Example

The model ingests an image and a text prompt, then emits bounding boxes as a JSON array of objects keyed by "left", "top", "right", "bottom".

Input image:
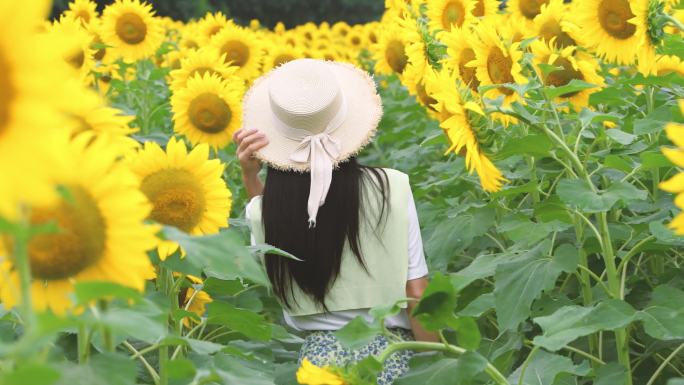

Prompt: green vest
[{"left": 248, "top": 168, "right": 410, "bottom": 316}]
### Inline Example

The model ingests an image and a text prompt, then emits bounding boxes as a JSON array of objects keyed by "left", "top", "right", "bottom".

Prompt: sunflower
[
  {"left": 171, "top": 73, "right": 243, "bottom": 149},
  {"left": 469, "top": 20, "right": 527, "bottom": 125},
  {"left": 296, "top": 359, "right": 347, "bottom": 385},
  {"left": 507, "top": 0, "right": 550, "bottom": 27},
  {"left": 101, "top": 0, "right": 165, "bottom": 62},
  {"left": 656, "top": 55, "right": 684, "bottom": 76},
  {"left": 128, "top": 137, "right": 232, "bottom": 260},
  {"left": 179, "top": 23, "right": 202, "bottom": 51},
  {"left": 426, "top": 68, "right": 506, "bottom": 192},
  {"left": 0, "top": 135, "right": 158, "bottom": 314},
  {"left": 169, "top": 47, "right": 238, "bottom": 90},
  {"left": 403, "top": 64, "right": 439, "bottom": 117},
  {"left": 87, "top": 19, "right": 116, "bottom": 65},
  {"left": 372, "top": 15, "right": 411, "bottom": 78},
  {"left": 62, "top": 0, "right": 99, "bottom": 26},
  {"left": 531, "top": 41, "right": 604, "bottom": 111},
  {"left": 630, "top": 0, "right": 659, "bottom": 75},
  {"left": 472, "top": 0, "right": 501, "bottom": 18},
  {"left": 48, "top": 16, "right": 96, "bottom": 84},
  {"left": 345, "top": 26, "right": 367, "bottom": 53},
  {"left": 0, "top": 0, "right": 81, "bottom": 218},
  {"left": 441, "top": 26, "right": 481, "bottom": 93},
  {"left": 180, "top": 275, "right": 213, "bottom": 327},
  {"left": 64, "top": 88, "right": 140, "bottom": 154},
  {"left": 569, "top": 0, "right": 643, "bottom": 65},
  {"left": 533, "top": 0, "right": 578, "bottom": 49},
  {"left": 426, "top": 0, "right": 476, "bottom": 34},
  {"left": 494, "top": 12, "right": 527, "bottom": 43},
  {"left": 261, "top": 43, "right": 304, "bottom": 72},
  {"left": 659, "top": 100, "right": 684, "bottom": 234},
  {"left": 401, "top": 15, "right": 430, "bottom": 93},
  {"left": 210, "top": 24, "right": 265, "bottom": 80},
  {"left": 199, "top": 12, "right": 233, "bottom": 43},
  {"left": 332, "top": 21, "right": 352, "bottom": 38}
]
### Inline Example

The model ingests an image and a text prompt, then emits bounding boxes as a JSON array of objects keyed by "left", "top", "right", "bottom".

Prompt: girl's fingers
[
  {"left": 238, "top": 138, "right": 269, "bottom": 162},
  {"left": 234, "top": 128, "right": 258, "bottom": 144},
  {"left": 237, "top": 131, "right": 266, "bottom": 153}
]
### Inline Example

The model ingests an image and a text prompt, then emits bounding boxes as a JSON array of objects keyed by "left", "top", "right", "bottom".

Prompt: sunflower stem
[
  {"left": 78, "top": 325, "right": 90, "bottom": 364},
  {"left": 665, "top": 14, "right": 684, "bottom": 32},
  {"left": 376, "top": 341, "right": 510, "bottom": 385},
  {"left": 13, "top": 222, "right": 34, "bottom": 331}
]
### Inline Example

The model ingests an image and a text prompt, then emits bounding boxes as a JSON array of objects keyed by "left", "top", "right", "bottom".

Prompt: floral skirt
[{"left": 297, "top": 327, "right": 415, "bottom": 385}]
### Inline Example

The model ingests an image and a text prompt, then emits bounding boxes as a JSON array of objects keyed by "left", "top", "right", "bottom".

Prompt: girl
[{"left": 235, "top": 58, "right": 437, "bottom": 384}]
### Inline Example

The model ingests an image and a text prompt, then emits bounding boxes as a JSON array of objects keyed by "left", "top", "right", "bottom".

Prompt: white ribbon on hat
[{"left": 270, "top": 95, "right": 348, "bottom": 227}]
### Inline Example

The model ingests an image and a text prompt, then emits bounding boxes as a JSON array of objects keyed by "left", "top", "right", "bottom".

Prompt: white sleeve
[
  {"left": 245, "top": 195, "right": 261, "bottom": 247},
  {"left": 406, "top": 188, "right": 428, "bottom": 280}
]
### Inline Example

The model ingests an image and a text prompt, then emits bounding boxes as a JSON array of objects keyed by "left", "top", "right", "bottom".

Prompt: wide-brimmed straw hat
[{"left": 242, "top": 58, "right": 383, "bottom": 226}]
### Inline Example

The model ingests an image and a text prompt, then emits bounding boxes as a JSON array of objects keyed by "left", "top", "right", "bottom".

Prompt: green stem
[
  {"left": 78, "top": 325, "right": 90, "bottom": 364},
  {"left": 123, "top": 341, "right": 160, "bottom": 385},
  {"left": 99, "top": 300, "right": 114, "bottom": 352},
  {"left": 377, "top": 342, "right": 509, "bottom": 385},
  {"left": 646, "top": 342, "right": 684, "bottom": 385},
  {"left": 574, "top": 219, "right": 599, "bottom": 361},
  {"left": 666, "top": 14, "right": 684, "bottom": 32},
  {"left": 13, "top": 227, "right": 34, "bottom": 329},
  {"left": 617, "top": 236, "right": 655, "bottom": 274},
  {"left": 518, "top": 346, "right": 540, "bottom": 385}
]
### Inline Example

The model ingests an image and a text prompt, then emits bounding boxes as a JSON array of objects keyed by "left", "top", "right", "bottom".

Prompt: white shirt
[{"left": 245, "top": 188, "right": 428, "bottom": 331}]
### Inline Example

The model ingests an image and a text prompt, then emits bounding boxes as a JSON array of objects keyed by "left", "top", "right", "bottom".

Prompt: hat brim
[{"left": 241, "top": 60, "right": 383, "bottom": 172}]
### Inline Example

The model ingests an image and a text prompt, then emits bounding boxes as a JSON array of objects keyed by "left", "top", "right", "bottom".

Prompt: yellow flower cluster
[
  {"left": 660, "top": 100, "right": 684, "bottom": 235},
  {"left": 368, "top": 0, "right": 684, "bottom": 192}
]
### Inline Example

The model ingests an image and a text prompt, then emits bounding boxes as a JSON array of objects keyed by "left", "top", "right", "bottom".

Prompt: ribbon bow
[{"left": 271, "top": 96, "right": 348, "bottom": 227}]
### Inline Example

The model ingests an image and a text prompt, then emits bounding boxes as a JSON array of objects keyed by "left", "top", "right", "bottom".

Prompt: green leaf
[
  {"left": 412, "top": 272, "right": 459, "bottom": 331},
  {"left": 458, "top": 293, "right": 494, "bottom": 317},
  {"left": 634, "top": 105, "right": 672, "bottom": 135},
  {"left": 508, "top": 350, "right": 590, "bottom": 385},
  {"left": 73, "top": 281, "right": 143, "bottom": 305},
  {"left": 495, "top": 134, "right": 555, "bottom": 159},
  {"left": 164, "top": 227, "right": 269, "bottom": 286},
  {"left": 395, "top": 351, "right": 488, "bottom": 385},
  {"left": 209, "top": 354, "right": 275, "bottom": 385},
  {"left": 97, "top": 303, "right": 166, "bottom": 343},
  {"left": 451, "top": 316, "right": 481, "bottom": 350},
  {"left": 637, "top": 285, "right": 684, "bottom": 340},
  {"left": 594, "top": 363, "right": 627, "bottom": 385},
  {"left": 207, "top": 301, "right": 272, "bottom": 341},
  {"left": 648, "top": 221, "right": 684, "bottom": 246},
  {"left": 167, "top": 358, "right": 196, "bottom": 380},
  {"left": 1, "top": 363, "right": 60, "bottom": 385},
  {"left": 640, "top": 151, "right": 673, "bottom": 169},
  {"left": 603, "top": 155, "right": 634, "bottom": 173},
  {"left": 667, "top": 379, "right": 684, "bottom": 385},
  {"left": 334, "top": 316, "right": 381, "bottom": 350},
  {"left": 557, "top": 179, "right": 647, "bottom": 213},
  {"left": 605, "top": 129, "right": 636, "bottom": 145},
  {"left": 544, "top": 79, "right": 598, "bottom": 100},
  {"left": 54, "top": 353, "right": 137, "bottom": 385},
  {"left": 494, "top": 241, "right": 576, "bottom": 330},
  {"left": 248, "top": 243, "right": 302, "bottom": 261},
  {"left": 532, "top": 299, "right": 637, "bottom": 351}
]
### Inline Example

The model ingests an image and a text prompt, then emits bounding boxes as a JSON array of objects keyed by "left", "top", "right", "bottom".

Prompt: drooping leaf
[
  {"left": 557, "top": 179, "right": 647, "bottom": 213},
  {"left": 494, "top": 241, "right": 577, "bottom": 330},
  {"left": 412, "top": 272, "right": 459, "bottom": 331},
  {"left": 334, "top": 316, "right": 381, "bottom": 350},
  {"left": 206, "top": 301, "right": 272, "bottom": 341},
  {"left": 508, "top": 350, "right": 590, "bottom": 385},
  {"left": 637, "top": 285, "right": 684, "bottom": 340},
  {"left": 395, "top": 351, "right": 488, "bottom": 385}
]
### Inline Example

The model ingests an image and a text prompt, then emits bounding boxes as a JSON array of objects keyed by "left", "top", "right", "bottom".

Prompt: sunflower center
[
  {"left": 545, "top": 57, "right": 584, "bottom": 97},
  {"left": 486, "top": 46, "right": 514, "bottom": 95},
  {"left": 459, "top": 48, "right": 479, "bottom": 91},
  {"left": 386, "top": 40, "right": 408, "bottom": 74},
  {"left": 75, "top": 10, "right": 91, "bottom": 23},
  {"left": 416, "top": 82, "right": 437, "bottom": 111},
  {"left": 115, "top": 12, "right": 147, "bottom": 45},
  {"left": 473, "top": 0, "right": 485, "bottom": 17},
  {"left": 598, "top": 0, "right": 636, "bottom": 39},
  {"left": 442, "top": 1, "right": 466, "bottom": 29},
  {"left": 188, "top": 93, "right": 232, "bottom": 134},
  {"left": 140, "top": 168, "right": 207, "bottom": 232},
  {"left": 273, "top": 54, "right": 295, "bottom": 67},
  {"left": 369, "top": 31, "right": 378, "bottom": 44},
  {"left": 0, "top": 50, "right": 13, "bottom": 131},
  {"left": 519, "top": 0, "right": 548, "bottom": 20},
  {"left": 351, "top": 36, "right": 361, "bottom": 46},
  {"left": 220, "top": 40, "right": 249, "bottom": 67},
  {"left": 67, "top": 49, "right": 86, "bottom": 70},
  {"left": 92, "top": 35, "right": 107, "bottom": 61},
  {"left": 539, "top": 20, "right": 576, "bottom": 48},
  {"left": 28, "top": 185, "right": 106, "bottom": 281}
]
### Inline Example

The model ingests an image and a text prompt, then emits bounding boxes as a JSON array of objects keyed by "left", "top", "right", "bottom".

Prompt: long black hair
[{"left": 262, "top": 158, "right": 389, "bottom": 313}]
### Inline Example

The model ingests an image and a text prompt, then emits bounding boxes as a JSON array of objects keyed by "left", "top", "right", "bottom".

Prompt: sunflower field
[{"left": 1, "top": 0, "right": 684, "bottom": 384}]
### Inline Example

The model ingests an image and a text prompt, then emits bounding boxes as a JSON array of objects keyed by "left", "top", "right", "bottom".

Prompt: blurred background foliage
[{"left": 50, "top": 0, "right": 385, "bottom": 27}]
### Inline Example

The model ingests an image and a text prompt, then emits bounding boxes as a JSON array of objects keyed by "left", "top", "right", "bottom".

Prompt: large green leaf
[
  {"left": 207, "top": 301, "right": 272, "bottom": 341},
  {"left": 557, "top": 179, "right": 648, "bottom": 213},
  {"left": 594, "top": 363, "right": 627, "bottom": 385},
  {"left": 334, "top": 316, "right": 382, "bottom": 350},
  {"left": 54, "top": 353, "right": 137, "bottom": 385},
  {"left": 508, "top": 350, "right": 590, "bottom": 385},
  {"left": 494, "top": 241, "right": 577, "bottom": 330},
  {"left": 532, "top": 299, "right": 636, "bottom": 351},
  {"left": 411, "top": 272, "right": 459, "bottom": 331},
  {"left": 164, "top": 227, "right": 269, "bottom": 286},
  {"left": 1, "top": 363, "right": 60, "bottom": 385},
  {"left": 395, "top": 351, "right": 488, "bottom": 385},
  {"left": 637, "top": 285, "right": 684, "bottom": 340}
]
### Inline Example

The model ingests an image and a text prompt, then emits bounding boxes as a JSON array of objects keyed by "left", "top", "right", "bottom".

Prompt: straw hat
[{"left": 242, "top": 58, "right": 383, "bottom": 226}]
